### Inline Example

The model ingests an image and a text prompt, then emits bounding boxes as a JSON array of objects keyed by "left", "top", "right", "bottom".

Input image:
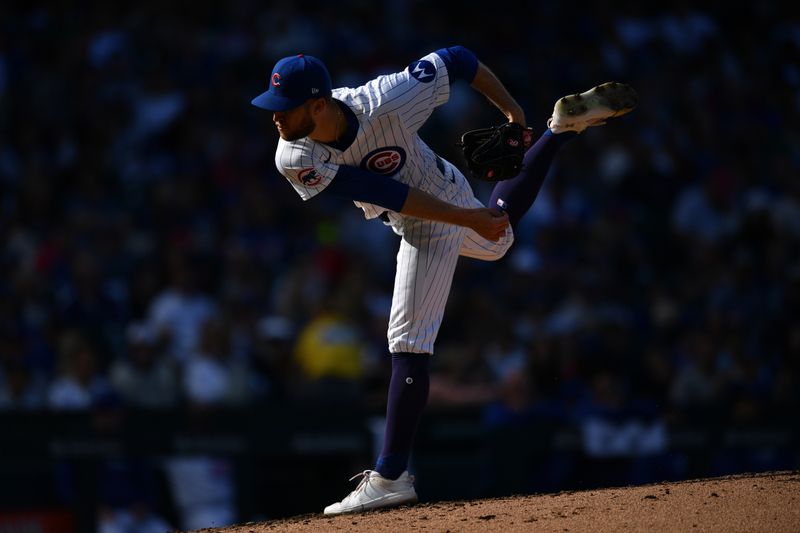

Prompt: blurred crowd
[{"left": 1, "top": 0, "right": 799, "bottom": 528}]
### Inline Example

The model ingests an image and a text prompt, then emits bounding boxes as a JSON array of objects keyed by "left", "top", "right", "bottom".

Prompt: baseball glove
[{"left": 457, "top": 122, "right": 532, "bottom": 182}]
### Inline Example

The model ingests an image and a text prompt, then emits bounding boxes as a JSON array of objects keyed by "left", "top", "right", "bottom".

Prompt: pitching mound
[{"left": 196, "top": 471, "right": 799, "bottom": 532}]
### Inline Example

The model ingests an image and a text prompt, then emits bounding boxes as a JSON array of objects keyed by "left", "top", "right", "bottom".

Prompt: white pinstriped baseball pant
[{"left": 387, "top": 161, "right": 514, "bottom": 354}]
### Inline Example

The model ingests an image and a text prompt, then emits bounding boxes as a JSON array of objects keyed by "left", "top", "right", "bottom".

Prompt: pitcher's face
[{"left": 272, "top": 101, "right": 316, "bottom": 141}]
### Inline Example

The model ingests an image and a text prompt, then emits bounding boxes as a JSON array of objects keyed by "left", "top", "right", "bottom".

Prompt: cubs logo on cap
[{"left": 251, "top": 54, "right": 332, "bottom": 111}]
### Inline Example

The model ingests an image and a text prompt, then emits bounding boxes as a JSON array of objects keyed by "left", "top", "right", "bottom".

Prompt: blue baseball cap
[{"left": 251, "top": 54, "right": 332, "bottom": 112}]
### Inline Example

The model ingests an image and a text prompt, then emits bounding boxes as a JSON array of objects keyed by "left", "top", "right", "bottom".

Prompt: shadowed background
[{"left": 0, "top": 1, "right": 798, "bottom": 532}]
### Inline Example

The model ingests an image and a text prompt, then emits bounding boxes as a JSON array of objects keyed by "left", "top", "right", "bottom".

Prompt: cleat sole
[{"left": 555, "top": 82, "right": 638, "bottom": 119}]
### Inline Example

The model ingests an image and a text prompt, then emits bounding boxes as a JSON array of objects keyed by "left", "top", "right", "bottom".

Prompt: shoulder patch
[
  {"left": 298, "top": 167, "right": 322, "bottom": 187},
  {"left": 408, "top": 60, "right": 436, "bottom": 83}
]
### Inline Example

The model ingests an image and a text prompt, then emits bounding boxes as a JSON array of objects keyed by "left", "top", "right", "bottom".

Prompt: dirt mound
[{"left": 196, "top": 471, "right": 800, "bottom": 532}]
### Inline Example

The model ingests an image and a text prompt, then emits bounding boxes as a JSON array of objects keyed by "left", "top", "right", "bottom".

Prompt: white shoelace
[{"left": 348, "top": 470, "right": 375, "bottom": 493}]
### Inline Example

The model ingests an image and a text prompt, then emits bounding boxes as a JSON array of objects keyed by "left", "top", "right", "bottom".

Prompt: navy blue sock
[
  {"left": 375, "top": 353, "right": 430, "bottom": 480},
  {"left": 489, "top": 129, "right": 577, "bottom": 230}
]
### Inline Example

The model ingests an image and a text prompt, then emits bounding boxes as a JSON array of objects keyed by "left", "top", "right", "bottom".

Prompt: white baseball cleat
[
  {"left": 547, "top": 81, "right": 638, "bottom": 133},
  {"left": 323, "top": 470, "right": 418, "bottom": 515}
]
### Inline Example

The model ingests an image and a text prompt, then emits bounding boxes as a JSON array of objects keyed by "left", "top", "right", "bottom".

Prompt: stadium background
[{"left": 0, "top": 1, "right": 797, "bottom": 532}]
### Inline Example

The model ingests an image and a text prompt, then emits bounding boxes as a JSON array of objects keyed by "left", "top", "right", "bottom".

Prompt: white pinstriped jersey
[
  {"left": 274, "top": 50, "right": 514, "bottom": 354},
  {"left": 275, "top": 51, "right": 455, "bottom": 230}
]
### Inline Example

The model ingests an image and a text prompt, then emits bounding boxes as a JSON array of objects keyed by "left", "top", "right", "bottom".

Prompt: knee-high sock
[
  {"left": 489, "top": 129, "right": 577, "bottom": 230},
  {"left": 375, "top": 353, "right": 430, "bottom": 480}
]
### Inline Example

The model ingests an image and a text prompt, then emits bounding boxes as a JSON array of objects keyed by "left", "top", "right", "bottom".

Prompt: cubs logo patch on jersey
[
  {"left": 360, "top": 147, "right": 407, "bottom": 176},
  {"left": 299, "top": 167, "right": 322, "bottom": 186},
  {"left": 408, "top": 60, "right": 436, "bottom": 83}
]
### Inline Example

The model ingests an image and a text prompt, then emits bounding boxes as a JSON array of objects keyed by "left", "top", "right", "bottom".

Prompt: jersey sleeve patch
[
  {"left": 408, "top": 59, "right": 436, "bottom": 83},
  {"left": 275, "top": 139, "right": 338, "bottom": 201},
  {"left": 298, "top": 167, "right": 323, "bottom": 187}
]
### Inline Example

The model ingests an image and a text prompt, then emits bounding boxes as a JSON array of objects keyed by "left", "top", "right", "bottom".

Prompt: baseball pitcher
[{"left": 251, "top": 46, "right": 636, "bottom": 514}]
